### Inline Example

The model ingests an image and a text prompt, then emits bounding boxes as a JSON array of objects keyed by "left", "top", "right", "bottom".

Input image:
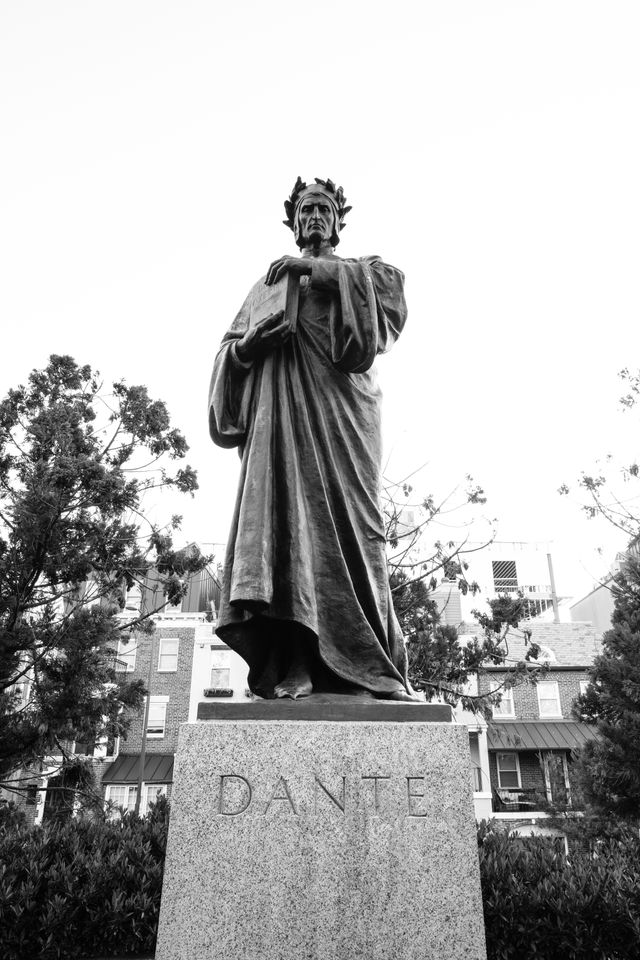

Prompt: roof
[
  {"left": 487, "top": 721, "right": 599, "bottom": 752},
  {"left": 569, "top": 576, "right": 614, "bottom": 609},
  {"left": 102, "top": 753, "right": 174, "bottom": 784},
  {"left": 459, "top": 620, "right": 602, "bottom": 667}
]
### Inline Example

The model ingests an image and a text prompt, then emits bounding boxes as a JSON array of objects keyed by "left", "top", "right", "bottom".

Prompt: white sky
[{"left": 2, "top": 1, "right": 640, "bottom": 603}]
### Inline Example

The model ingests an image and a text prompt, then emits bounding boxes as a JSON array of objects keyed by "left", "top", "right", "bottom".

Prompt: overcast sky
[{"left": 2, "top": 1, "right": 639, "bottom": 602}]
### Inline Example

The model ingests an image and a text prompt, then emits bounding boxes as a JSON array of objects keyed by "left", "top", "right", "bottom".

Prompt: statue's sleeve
[
  {"left": 309, "top": 256, "right": 407, "bottom": 373},
  {"left": 208, "top": 289, "right": 255, "bottom": 449}
]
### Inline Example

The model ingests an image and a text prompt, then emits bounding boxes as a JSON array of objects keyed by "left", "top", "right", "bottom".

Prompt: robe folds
[{"left": 209, "top": 254, "right": 411, "bottom": 698}]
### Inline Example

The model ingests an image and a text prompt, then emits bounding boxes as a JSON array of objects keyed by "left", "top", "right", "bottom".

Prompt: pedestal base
[{"left": 156, "top": 711, "right": 486, "bottom": 960}]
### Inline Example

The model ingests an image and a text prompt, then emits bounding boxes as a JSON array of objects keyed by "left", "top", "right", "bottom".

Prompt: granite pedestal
[{"left": 156, "top": 700, "right": 487, "bottom": 960}]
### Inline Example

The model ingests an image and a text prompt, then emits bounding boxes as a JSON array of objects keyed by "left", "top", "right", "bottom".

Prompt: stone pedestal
[{"left": 156, "top": 702, "right": 487, "bottom": 960}]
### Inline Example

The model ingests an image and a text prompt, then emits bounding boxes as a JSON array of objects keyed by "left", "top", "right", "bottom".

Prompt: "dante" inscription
[{"left": 215, "top": 773, "right": 431, "bottom": 818}]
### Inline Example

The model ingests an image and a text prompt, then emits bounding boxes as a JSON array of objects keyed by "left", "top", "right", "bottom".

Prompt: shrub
[
  {"left": 0, "top": 796, "right": 168, "bottom": 959},
  {"left": 5, "top": 803, "right": 640, "bottom": 959},
  {"left": 478, "top": 821, "right": 640, "bottom": 959},
  {"left": 0, "top": 799, "right": 27, "bottom": 834}
]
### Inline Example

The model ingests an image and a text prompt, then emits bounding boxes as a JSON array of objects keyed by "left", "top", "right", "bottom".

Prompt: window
[
  {"left": 146, "top": 697, "right": 168, "bottom": 738},
  {"left": 91, "top": 733, "right": 120, "bottom": 759},
  {"left": 12, "top": 679, "right": 31, "bottom": 708},
  {"left": 492, "top": 560, "right": 518, "bottom": 593},
  {"left": 537, "top": 681, "right": 562, "bottom": 718},
  {"left": 158, "top": 637, "right": 179, "bottom": 672},
  {"left": 143, "top": 783, "right": 167, "bottom": 813},
  {"left": 496, "top": 752, "right": 521, "bottom": 789},
  {"left": 491, "top": 682, "right": 515, "bottom": 718},
  {"left": 123, "top": 584, "right": 142, "bottom": 614},
  {"left": 115, "top": 638, "right": 136, "bottom": 673},
  {"left": 105, "top": 783, "right": 167, "bottom": 818},
  {"left": 210, "top": 667, "right": 231, "bottom": 688},
  {"left": 579, "top": 680, "right": 590, "bottom": 697},
  {"left": 210, "top": 650, "right": 231, "bottom": 689},
  {"left": 105, "top": 784, "right": 137, "bottom": 815}
]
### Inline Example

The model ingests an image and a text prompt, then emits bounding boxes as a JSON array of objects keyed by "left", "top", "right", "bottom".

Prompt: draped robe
[{"left": 209, "top": 253, "right": 411, "bottom": 698}]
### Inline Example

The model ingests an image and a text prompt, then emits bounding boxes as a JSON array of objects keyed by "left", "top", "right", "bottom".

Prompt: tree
[
  {"left": 559, "top": 367, "right": 640, "bottom": 537},
  {"left": 574, "top": 555, "right": 640, "bottom": 818},
  {"left": 0, "top": 355, "right": 209, "bottom": 799},
  {"left": 562, "top": 367, "right": 640, "bottom": 819},
  {"left": 383, "top": 472, "right": 542, "bottom": 716}
]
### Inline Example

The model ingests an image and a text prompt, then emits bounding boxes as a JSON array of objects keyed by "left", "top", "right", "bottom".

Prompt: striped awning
[
  {"left": 487, "top": 721, "right": 599, "bottom": 752},
  {"left": 101, "top": 754, "right": 174, "bottom": 784}
]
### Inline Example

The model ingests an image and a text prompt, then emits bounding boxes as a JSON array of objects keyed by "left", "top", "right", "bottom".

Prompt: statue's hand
[
  {"left": 265, "top": 256, "right": 313, "bottom": 286},
  {"left": 235, "top": 310, "right": 291, "bottom": 363}
]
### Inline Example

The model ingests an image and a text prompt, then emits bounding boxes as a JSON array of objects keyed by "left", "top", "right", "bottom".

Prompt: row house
[
  {"left": 457, "top": 621, "right": 601, "bottom": 834},
  {"left": 7, "top": 537, "right": 604, "bottom": 826},
  {"left": 429, "top": 541, "right": 601, "bottom": 832},
  {"left": 99, "top": 568, "right": 250, "bottom": 817},
  {"left": 4, "top": 556, "right": 251, "bottom": 824}
]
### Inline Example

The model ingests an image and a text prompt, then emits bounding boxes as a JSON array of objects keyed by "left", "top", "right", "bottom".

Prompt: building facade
[
  {"left": 100, "top": 612, "right": 250, "bottom": 816},
  {"left": 3, "top": 539, "right": 603, "bottom": 831},
  {"left": 459, "top": 621, "right": 600, "bottom": 832},
  {"left": 1, "top": 557, "right": 251, "bottom": 823}
]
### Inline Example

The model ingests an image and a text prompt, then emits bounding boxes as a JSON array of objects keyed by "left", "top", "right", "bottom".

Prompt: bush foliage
[
  {"left": 3, "top": 806, "right": 640, "bottom": 958},
  {"left": 0, "top": 797, "right": 168, "bottom": 959},
  {"left": 479, "top": 821, "right": 640, "bottom": 959}
]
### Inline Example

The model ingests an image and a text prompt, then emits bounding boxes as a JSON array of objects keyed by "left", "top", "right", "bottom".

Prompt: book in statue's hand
[{"left": 250, "top": 273, "right": 300, "bottom": 333}]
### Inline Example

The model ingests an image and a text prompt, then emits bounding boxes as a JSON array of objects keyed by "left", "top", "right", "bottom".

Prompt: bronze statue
[{"left": 209, "top": 177, "right": 416, "bottom": 701}]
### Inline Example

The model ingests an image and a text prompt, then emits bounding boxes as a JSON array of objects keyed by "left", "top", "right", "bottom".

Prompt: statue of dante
[{"left": 209, "top": 177, "right": 416, "bottom": 701}]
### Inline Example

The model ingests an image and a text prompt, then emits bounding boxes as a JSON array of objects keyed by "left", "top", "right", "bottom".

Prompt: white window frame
[
  {"left": 496, "top": 752, "right": 521, "bottom": 789},
  {"left": 491, "top": 682, "right": 515, "bottom": 718},
  {"left": 142, "top": 783, "right": 167, "bottom": 814},
  {"left": 115, "top": 638, "right": 137, "bottom": 673},
  {"left": 210, "top": 650, "right": 231, "bottom": 689},
  {"left": 579, "top": 680, "right": 590, "bottom": 697},
  {"left": 93, "top": 733, "right": 120, "bottom": 759},
  {"left": 105, "top": 782, "right": 167, "bottom": 818},
  {"left": 537, "top": 680, "right": 562, "bottom": 718},
  {"left": 9, "top": 678, "right": 32, "bottom": 709},
  {"left": 105, "top": 784, "right": 138, "bottom": 816},
  {"left": 210, "top": 666, "right": 231, "bottom": 688},
  {"left": 146, "top": 696, "right": 169, "bottom": 738},
  {"left": 157, "top": 637, "right": 179, "bottom": 673},
  {"left": 123, "top": 583, "right": 142, "bottom": 615}
]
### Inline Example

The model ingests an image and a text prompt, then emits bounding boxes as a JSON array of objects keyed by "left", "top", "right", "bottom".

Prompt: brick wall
[
  {"left": 118, "top": 626, "right": 195, "bottom": 755},
  {"left": 479, "top": 668, "right": 589, "bottom": 720},
  {"left": 489, "top": 750, "right": 583, "bottom": 800},
  {"left": 489, "top": 749, "right": 545, "bottom": 793}
]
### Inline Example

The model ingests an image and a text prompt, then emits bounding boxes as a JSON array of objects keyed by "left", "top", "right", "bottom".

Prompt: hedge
[
  {"left": 2, "top": 805, "right": 639, "bottom": 959},
  {"left": 0, "top": 797, "right": 167, "bottom": 959},
  {"left": 478, "top": 821, "right": 640, "bottom": 959}
]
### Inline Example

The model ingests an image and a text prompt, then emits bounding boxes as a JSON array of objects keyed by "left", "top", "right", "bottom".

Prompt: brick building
[
  {"left": 100, "top": 584, "right": 250, "bottom": 816},
  {"left": 2, "top": 558, "right": 251, "bottom": 823},
  {"left": 462, "top": 621, "right": 601, "bottom": 833}
]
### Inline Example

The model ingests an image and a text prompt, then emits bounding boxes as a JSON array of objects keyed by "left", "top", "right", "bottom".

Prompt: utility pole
[
  {"left": 547, "top": 552, "right": 560, "bottom": 623},
  {"left": 134, "top": 632, "right": 156, "bottom": 817}
]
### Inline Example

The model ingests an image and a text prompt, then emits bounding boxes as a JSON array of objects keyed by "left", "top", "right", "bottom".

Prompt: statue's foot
[
  {"left": 385, "top": 689, "right": 423, "bottom": 703},
  {"left": 274, "top": 672, "right": 313, "bottom": 700}
]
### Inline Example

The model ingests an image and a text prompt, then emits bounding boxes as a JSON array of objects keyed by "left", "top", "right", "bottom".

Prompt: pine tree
[
  {"left": 575, "top": 553, "right": 640, "bottom": 818},
  {"left": 0, "top": 355, "right": 208, "bottom": 796}
]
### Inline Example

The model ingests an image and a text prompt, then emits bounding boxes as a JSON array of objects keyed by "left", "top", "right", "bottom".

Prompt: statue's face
[{"left": 295, "top": 192, "right": 337, "bottom": 246}]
